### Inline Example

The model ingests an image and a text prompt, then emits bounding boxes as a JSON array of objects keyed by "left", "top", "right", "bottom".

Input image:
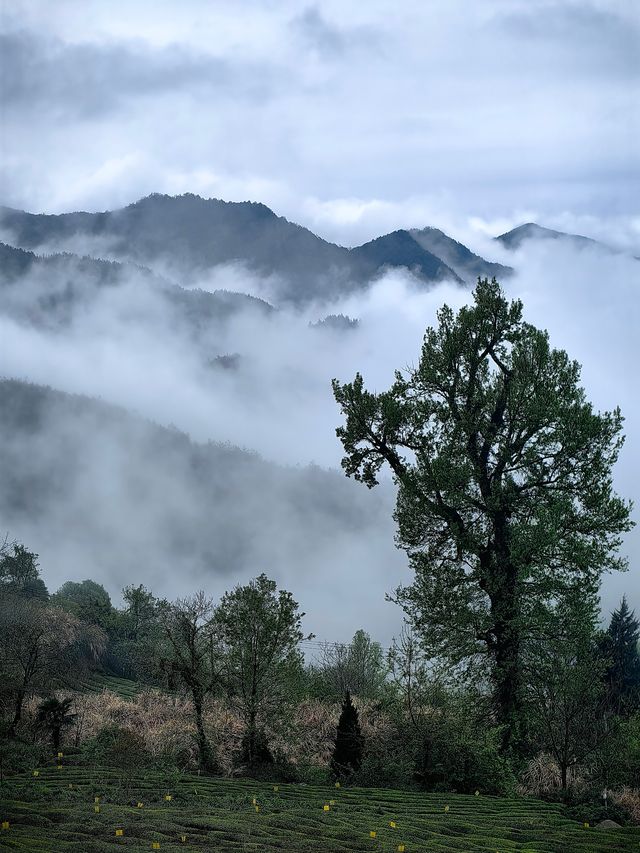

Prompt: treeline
[{"left": 1, "top": 538, "right": 640, "bottom": 823}]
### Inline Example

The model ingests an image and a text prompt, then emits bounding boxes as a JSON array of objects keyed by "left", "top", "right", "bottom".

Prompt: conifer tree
[
  {"left": 602, "top": 596, "right": 640, "bottom": 715},
  {"left": 330, "top": 690, "right": 363, "bottom": 778}
]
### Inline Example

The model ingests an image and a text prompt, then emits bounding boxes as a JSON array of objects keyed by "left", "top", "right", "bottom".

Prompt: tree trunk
[
  {"left": 9, "top": 689, "right": 25, "bottom": 737},
  {"left": 489, "top": 517, "right": 525, "bottom": 756},
  {"left": 561, "top": 761, "right": 568, "bottom": 791},
  {"left": 247, "top": 708, "right": 257, "bottom": 764},
  {"left": 192, "top": 689, "right": 216, "bottom": 773}
]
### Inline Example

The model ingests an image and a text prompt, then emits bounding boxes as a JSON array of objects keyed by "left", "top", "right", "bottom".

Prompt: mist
[{"left": 0, "top": 222, "right": 637, "bottom": 639}]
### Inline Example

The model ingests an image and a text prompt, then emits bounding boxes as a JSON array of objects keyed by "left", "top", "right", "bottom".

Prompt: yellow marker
[
  {"left": 115, "top": 828, "right": 124, "bottom": 836},
  {"left": 1, "top": 822, "right": 9, "bottom": 831},
  {"left": 390, "top": 820, "right": 396, "bottom": 828},
  {"left": 255, "top": 805, "right": 260, "bottom": 813},
  {"left": 33, "top": 770, "right": 39, "bottom": 777},
  {"left": 137, "top": 802, "right": 144, "bottom": 809},
  {"left": 335, "top": 781, "right": 341, "bottom": 788},
  {"left": 252, "top": 797, "right": 257, "bottom": 805},
  {"left": 164, "top": 794, "right": 172, "bottom": 801},
  {"left": 180, "top": 836, "right": 187, "bottom": 843},
  {"left": 444, "top": 805, "right": 450, "bottom": 812},
  {"left": 273, "top": 786, "right": 279, "bottom": 792},
  {"left": 323, "top": 805, "right": 330, "bottom": 812},
  {"left": 57, "top": 752, "right": 63, "bottom": 758},
  {"left": 94, "top": 797, "right": 100, "bottom": 804},
  {"left": 584, "top": 822, "right": 590, "bottom": 828},
  {"left": 94, "top": 805, "right": 100, "bottom": 813},
  {"left": 475, "top": 790, "right": 479, "bottom": 796},
  {"left": 57, "top": 764, "right": 63, "bottom": 770},
  {"left": 68, "top": 784, "right": 73, "bottom": 789},
  {"left": 370, "top": 831, "right": 376, "bottom": 839},
  {"left": 398, "top": 846, "right": 405, "bottom": 852},
  {"left": 152, "top": 844, "right": 161, "bottom": 850}
]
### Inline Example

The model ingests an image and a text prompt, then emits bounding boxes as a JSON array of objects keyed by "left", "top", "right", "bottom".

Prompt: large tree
[
  {"left": 0, "top": 595, "right": 105, "bottom": 735},
  {"left": 158, "top": 592, "right": 222, "bottom": 773},
  {"left": 213, "top": 574, "right": 310, "bottom": 767},
  {"left": 332, "top": 279, "right": 633, "bottom": 754}
]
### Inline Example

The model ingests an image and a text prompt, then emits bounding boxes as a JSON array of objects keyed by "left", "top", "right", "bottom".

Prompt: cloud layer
[
  {"left": 0, "top": 235, "right": 637, "bottom": 637},
  {"left": 2, "top": 1, "right": 639, "bottom": 248}
]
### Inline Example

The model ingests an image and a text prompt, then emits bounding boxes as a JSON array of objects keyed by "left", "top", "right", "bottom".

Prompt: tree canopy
[{"left": 333, "top": 278, "right": 633, "bottom": 754}]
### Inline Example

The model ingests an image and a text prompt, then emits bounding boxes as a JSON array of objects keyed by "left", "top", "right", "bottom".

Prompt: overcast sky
[{"left": 1, "top": 0, "right": 639, "bottom": 249}]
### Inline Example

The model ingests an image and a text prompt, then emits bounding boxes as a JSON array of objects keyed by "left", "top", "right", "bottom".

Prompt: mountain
[
  {"left": 410, "top": 227, "right": 512, "bottom": 283},
  {"left": 350, "top": 230, "right": 462, "bottom": 284},
  {"left": 0, "top": 379, "right": 398, "bottom": 595},
  {"left": 0, "top": 240, "right": 273, "bottom": 330},
  {"left": 0, "top": 194, "right": 509, "bottom": 303},
  {"left": 496, "top": 223, "right": 604, "bottom": 251}
]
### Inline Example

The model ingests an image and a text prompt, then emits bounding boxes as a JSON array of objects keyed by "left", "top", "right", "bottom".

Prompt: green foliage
[
  {"left": 214, "top": 574, "right": 311, "bottom": 768},
  {"left": 597, "top": 712, "right": 640, "bottom": 790},
  {"left": 5, "top": 766, "right": 640, "bottom": 850},
  {"left": 158, "top": 591, "right": 221, "bottom": 774},
  {"left": 53, "top": 579, "right": 114, "bottom": 629},
  {"left": 333, "top": 278, "right": 633, "bottom": 755},
  {"left": 526, "top": 596, "right": 609, "bottom": 790},
  {"left": 308, "top": 629, "right": 389, "bottom": 702},
  {"left": 601, "top": 596, "right": 640, "bottom": 715},
  {"left": 0, "top": 731, "right": 47, "bottom": 778},
  {"left": 330, "top": 691, "right": 364, "bottom": 779},
  {"left": 0, "top": 542, "right": 48, "bottom": 600},
  {"left": 36, "top": 696, "right": 76, "bottom": 751},
  {"left": 84, "top": 724, "right": 150, "bottom": 773}
]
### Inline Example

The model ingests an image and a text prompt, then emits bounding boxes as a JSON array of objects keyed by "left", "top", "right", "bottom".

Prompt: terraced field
[
  {"left": 77, "top": 674, "right": 142, "bottom": 700},
  {"left": 1, "top": 765, "right": 638, "bottom": 853}
]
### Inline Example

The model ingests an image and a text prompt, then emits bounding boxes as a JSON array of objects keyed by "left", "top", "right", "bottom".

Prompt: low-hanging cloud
[{"left": 0, "top": 231, "right": 637, "bottom": 638}]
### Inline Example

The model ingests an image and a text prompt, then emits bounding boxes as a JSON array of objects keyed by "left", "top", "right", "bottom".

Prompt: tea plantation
[{"left": 1, "top": 765, "right": 638, "bottom": 852}]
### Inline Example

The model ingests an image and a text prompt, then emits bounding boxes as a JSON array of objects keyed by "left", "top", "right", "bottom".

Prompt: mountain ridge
[{"left": 0, "top": 194, "right": 509, "bottom": 303}]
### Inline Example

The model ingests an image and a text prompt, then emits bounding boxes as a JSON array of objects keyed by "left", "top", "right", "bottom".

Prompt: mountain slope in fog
[
  {"left": 0, "top": 240, "right": 273, "bottom": 331},
  {"left": 497, "top": 223, "right": 608, "bottom": 251},
  {"left": 0, "top": 194, "right": 511, "bottom": 302},
  {"left": 410, "top": 226, "right": 513, "bottom": 282},
  {"left": 0, "top": 379, "right": 400, "bottom": 599}
]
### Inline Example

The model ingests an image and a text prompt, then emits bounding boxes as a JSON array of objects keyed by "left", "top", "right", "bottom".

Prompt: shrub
[
  {"left": 610, "top": 787, "right": 640, "bottom": 824},
  {"left": 84, "top": 724, "right": 150, "bottom": 774},
  {"left": 0, "top": 733, "right": 47, "bottom": 778}
]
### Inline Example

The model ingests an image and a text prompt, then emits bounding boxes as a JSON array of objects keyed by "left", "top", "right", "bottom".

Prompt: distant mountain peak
[{"left": 497, "top": 222, "right": 600, "bottom": 250}]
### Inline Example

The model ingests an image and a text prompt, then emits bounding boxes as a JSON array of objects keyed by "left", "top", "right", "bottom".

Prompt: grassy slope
[
  {"left": 1, "top": 766, "right": 638, "bottom": 852},
  {"left": 77, "top": 675, "right": 142, "bottom": 701}
]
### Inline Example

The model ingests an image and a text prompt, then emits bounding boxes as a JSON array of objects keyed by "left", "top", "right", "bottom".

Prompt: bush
[
  {"left": 84, "top": 724, "right": 150, "bottom": 772},
  {"left": 414, "top": 720, "right": 515, "bottom": 796},
  {"left": 0, "top": 734, "right": 48, "bottom": 777},
  {"left": 352, "top": 749, "right": 414, "bottom": 788},
  {"left": 609, "top": 787, "right": 640, "bottom": 825}
]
